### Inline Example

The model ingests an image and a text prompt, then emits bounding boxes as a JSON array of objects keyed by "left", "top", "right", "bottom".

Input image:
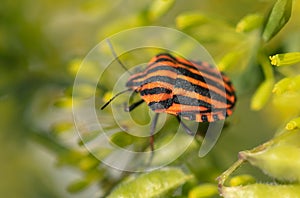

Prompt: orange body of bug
[
  {"left": 126, "top": 53, "right": 236, "bottom": 123},
  {"left": 101, "top": 50, "right": 237, "bottom": 151}
]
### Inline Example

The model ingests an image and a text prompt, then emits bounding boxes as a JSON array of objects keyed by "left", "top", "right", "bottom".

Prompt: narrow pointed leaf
[
  {"left": 262, "top": 0, "right": 292, "bottom": 42},
  {"left": 148, "top": 0, "right": 175, "bottom": 21}
]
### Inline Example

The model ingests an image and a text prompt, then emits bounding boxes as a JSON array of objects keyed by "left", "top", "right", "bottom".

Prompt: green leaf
[
  {"left": 78, "top": 155, "right": 100, "bottom": 171},
  {"left": 57, "top": 150, "right": 85, "bottom": 166},
  {"left": 78, "top": 130, "right": 100, "bottom": 146},
  {"left": 109, "top": 131, "right": 135, "bottom": 148},
  {"left": 262, "top": 0, "right": 292, "bottom": 42},
  {"left": 107, "top": 168, "right": 193, "bottom": 198},
  {"left": 240, "top": 132, "right": 300, "bottom": 182},
  {"left": 148, "top": 0, "right": 175, "bottom": 21},
  {"left": 176, "top": 12, "right": 208, "bottom": 29},
  {"left": 67, "top": 179, "right": 90, "bottom": 193},
  {"left": 222, "top": 184, "right": 300, "bottom": 198}
]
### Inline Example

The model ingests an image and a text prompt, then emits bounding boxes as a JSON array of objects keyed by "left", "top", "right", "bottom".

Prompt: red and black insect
[{"left": 101, "top": 40, "right": 236, "bottom": 151}]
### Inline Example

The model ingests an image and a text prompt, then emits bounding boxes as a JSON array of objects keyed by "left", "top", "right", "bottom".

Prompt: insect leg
[
  {"left": 176, "top": 116, "right": 195, "bottom": 136},
  {"left": 124, "top": 99, "right": 144, "bottom": 112},
  {"left": 150, "top": 113, "right": 159, "bottom": 152}
]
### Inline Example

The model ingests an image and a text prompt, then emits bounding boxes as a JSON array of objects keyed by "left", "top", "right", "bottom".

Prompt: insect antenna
[
  {"left": 106, "top": 39, "right": 132, "bottom": 74},
  {"left": 100, "top": 88, "right": 132, "bottom": 110},
  {"left": 125, "top": 99, "right": 144, "bottom": 112}
]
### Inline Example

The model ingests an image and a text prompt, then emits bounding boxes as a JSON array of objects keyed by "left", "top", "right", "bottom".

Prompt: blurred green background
[{"left": 1, "top": 0, "right": 300, "bottom": 197}]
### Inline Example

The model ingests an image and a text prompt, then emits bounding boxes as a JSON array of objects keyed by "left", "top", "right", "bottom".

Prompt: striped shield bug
[{"left": 101, "top": 40, "right": 236, "bottom": 152}]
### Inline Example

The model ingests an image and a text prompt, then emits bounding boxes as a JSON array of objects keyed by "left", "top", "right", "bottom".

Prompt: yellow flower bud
[
  {"left": 251, "top": 80, "right": 274, "bottom": 111},
  {"left": 51, "top": 122, "right": 73, "bottom": 134},
  {"left": 54, "top": 97, "right": 73, "bottom": 108},
  {"left": 229, "top": 174, "right": 256, "bottom": 187},
  {"left": 218, "top": 51, "right": 243, "bottom": 71},
  {"left": 272, "top": 77, "right": 291, "bottom": 95},
  {"left": 103, "top": 91, "right": 113, "bottom": 103},
  {"left": 188, "top": 183, "right": 218, "bottom": 198},
  {"left": 273, "top": 75, "right": 300, "bottom": 96},
  {"left": 286, "top": 117, "right": 300, "bottom": 130},
  {"left": 270, "top": 52, "right": 300, "bottom": 66},
  {"left": 236, "top": 14, "right": 263, "bottom": 33},
  {"left": 73, "top": 84, "right": 96, "bottom": 98}
]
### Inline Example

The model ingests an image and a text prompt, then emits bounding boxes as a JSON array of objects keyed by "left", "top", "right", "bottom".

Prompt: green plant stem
[
  {"left": 258, "top": 48, "right": 274, "bottom": 81},
  {"left": 217, "top": 158, "right": 245, "bottom": 193}
]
